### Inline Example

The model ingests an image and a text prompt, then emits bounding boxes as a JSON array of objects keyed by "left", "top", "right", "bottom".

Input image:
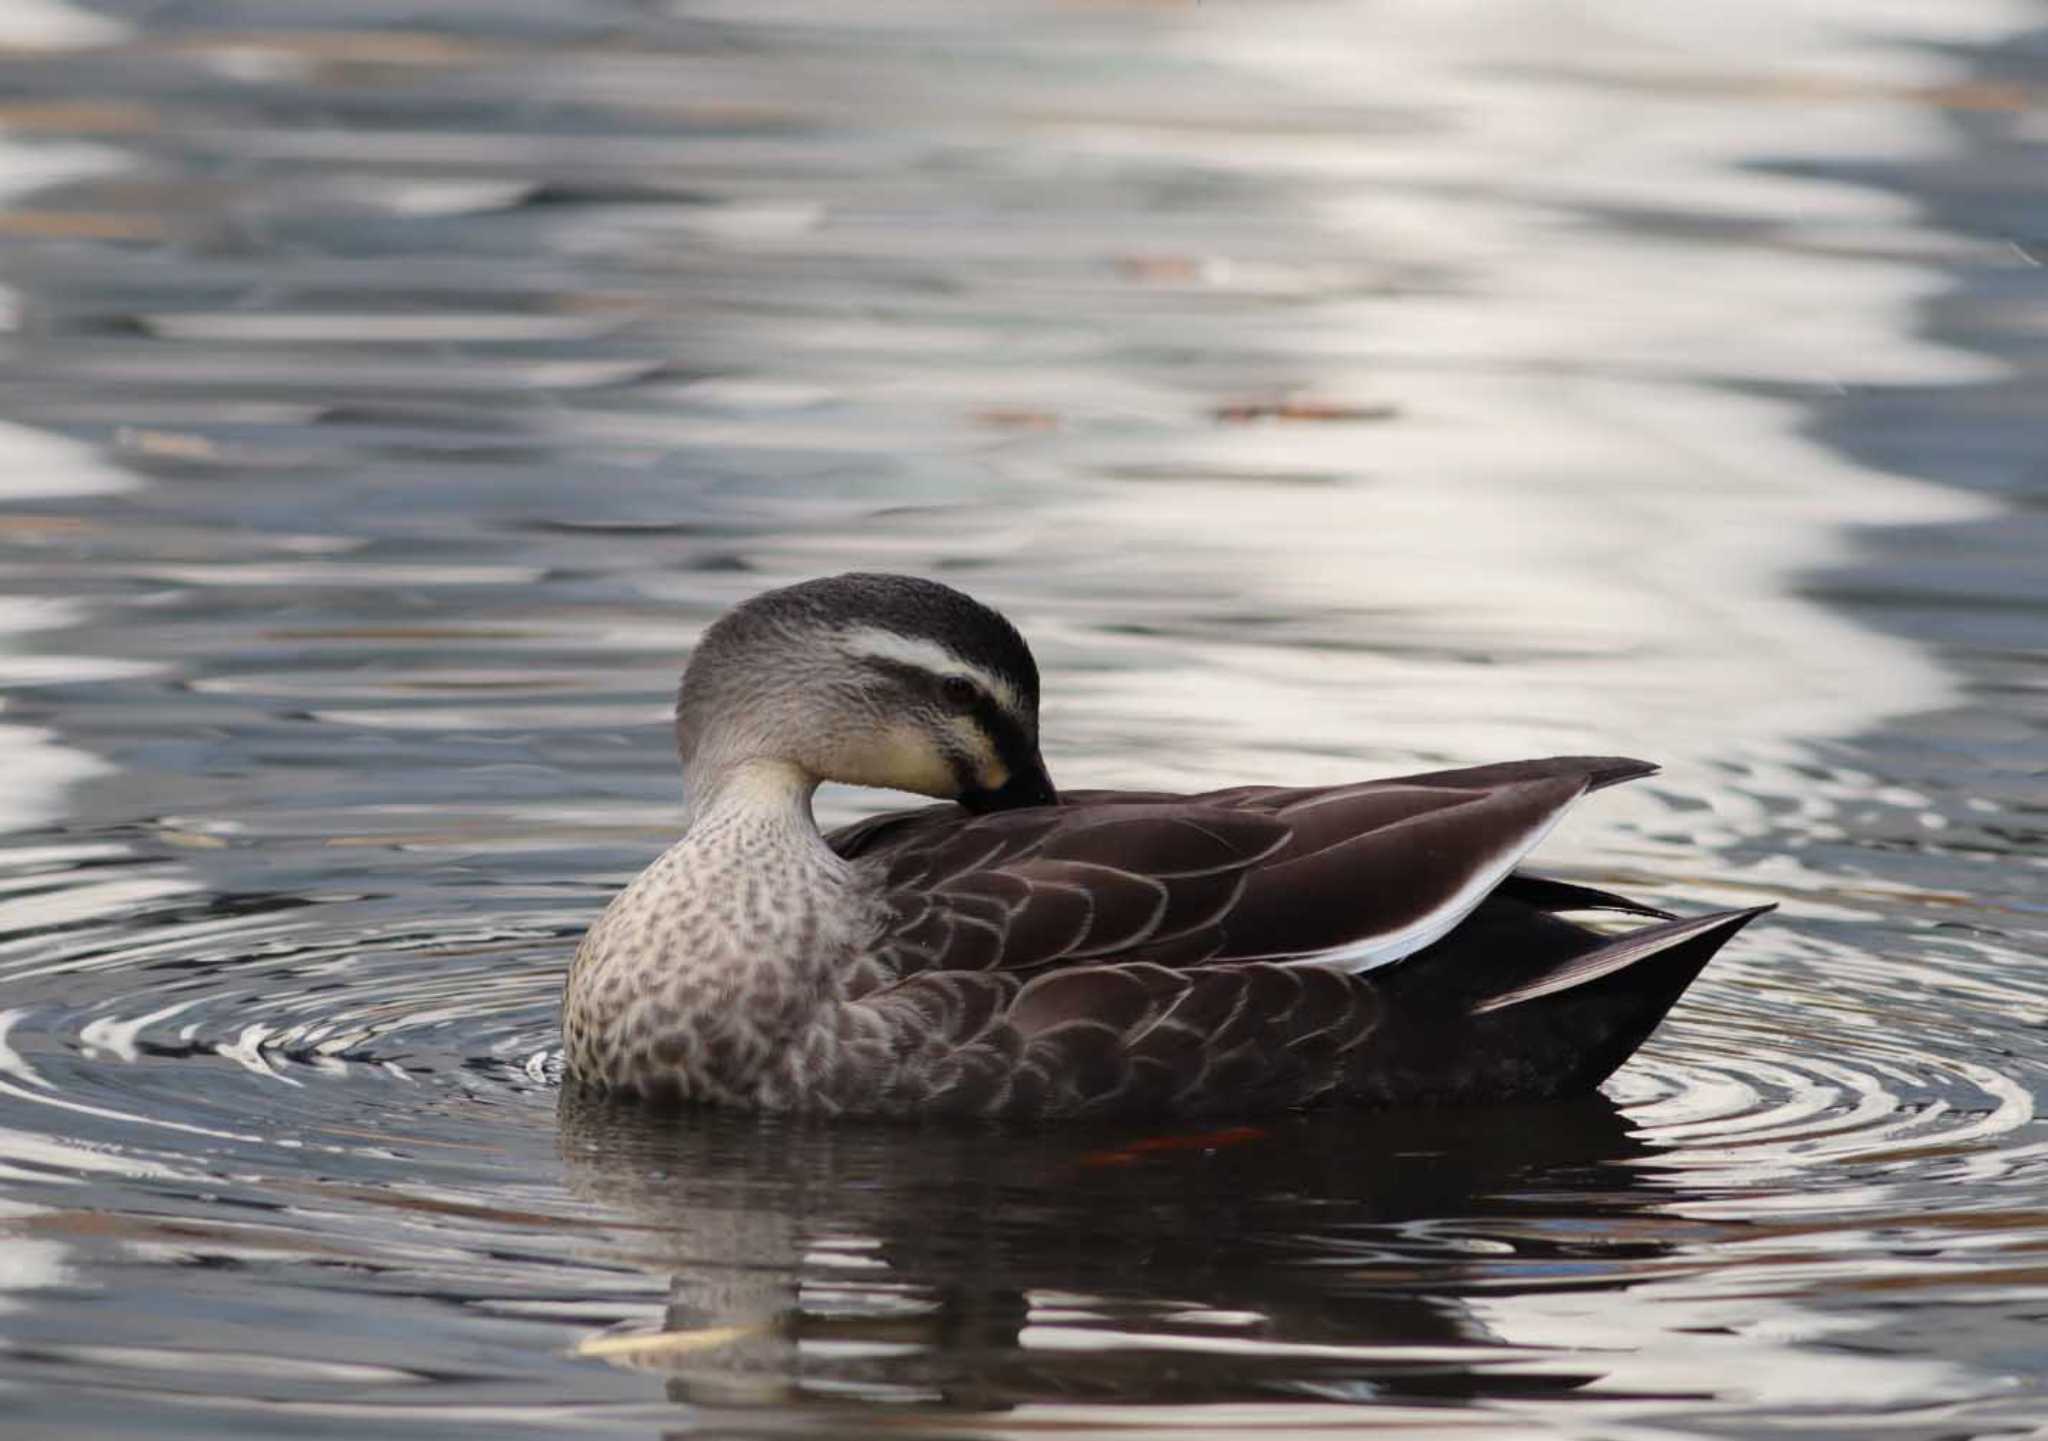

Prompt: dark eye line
[
  {"left": 972, "top": 696, "right": 1035, "bottom": 778},
  {"left": 939, "top": 674, "right": 980, "bottom": 708},
  {"left": 854, "top": 654, "right": 996, "bottom": 715}
]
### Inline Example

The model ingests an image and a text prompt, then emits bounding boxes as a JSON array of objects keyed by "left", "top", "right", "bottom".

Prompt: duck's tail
[{"left": 1372, "top": 899, "right": 1773, "bottom": 1104}]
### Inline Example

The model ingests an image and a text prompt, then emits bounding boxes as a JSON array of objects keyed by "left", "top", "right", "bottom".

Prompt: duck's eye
[{"left": 939, "top": 675, "right": 979, "bottom": 711}]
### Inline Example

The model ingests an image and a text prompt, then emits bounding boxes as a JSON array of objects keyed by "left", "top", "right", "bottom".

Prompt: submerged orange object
[{"left": 1078, "top": 1125, "right": 1271, "bottom": 1168}]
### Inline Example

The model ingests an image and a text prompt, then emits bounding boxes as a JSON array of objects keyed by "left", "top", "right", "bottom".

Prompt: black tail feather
[
  {"left": 1365, "top": 903, "right": 1772, "bottom": 1105},
  {"left": 1474, "top": 905, "right": 1775, "bottom": 1015},
  {"left": 1470, "top": 904, "right": 1773, "bottom": 1099}
]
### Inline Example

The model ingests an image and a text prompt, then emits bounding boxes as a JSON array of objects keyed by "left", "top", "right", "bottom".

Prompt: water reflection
[{"left": 559, "top": 1094, "right": 1694, "bottom": 1417}]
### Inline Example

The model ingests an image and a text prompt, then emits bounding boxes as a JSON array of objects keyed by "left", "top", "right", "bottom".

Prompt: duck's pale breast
[{"left": 563, "top": 816, "right": 878, "bottom": 1107}]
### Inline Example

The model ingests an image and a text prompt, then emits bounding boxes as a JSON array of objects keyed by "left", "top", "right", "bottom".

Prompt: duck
[{"left": 562, "top": 571, "right": 1770, "bottom": 1119}]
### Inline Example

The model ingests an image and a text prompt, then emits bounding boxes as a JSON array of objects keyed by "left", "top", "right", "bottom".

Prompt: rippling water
[{"left": 1, "top": 1, "right": 2045, "bottom": 1436}]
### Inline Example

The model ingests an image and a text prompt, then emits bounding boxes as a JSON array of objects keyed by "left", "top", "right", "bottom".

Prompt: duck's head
[{"left": 675, "top": 572, "right": 1056, "bottom": 813}]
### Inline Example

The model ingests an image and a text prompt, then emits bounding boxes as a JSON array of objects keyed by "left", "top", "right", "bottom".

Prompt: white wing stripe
[{"left": 1275, "top": 793, "right": 1580, "bottom": 974}]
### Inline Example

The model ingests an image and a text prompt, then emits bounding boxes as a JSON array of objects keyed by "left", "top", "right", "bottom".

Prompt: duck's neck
[
  {"left": 684, "top": 755, "right": 822, "bottom": 839},
  {"left": 566, "top": 756, "right": 867, "bottom": 1102},
  {"left": 678, "top": 760, "right": 853, "bottom": 930},
  {"left": 677, "top": 757, "right": 857, "bottom": 1038}
]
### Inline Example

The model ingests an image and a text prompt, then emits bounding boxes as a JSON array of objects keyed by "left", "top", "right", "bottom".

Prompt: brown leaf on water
[
  {"left": 160, "top": 29, "right": 499, "bottom": 67},
  {"left": 0, "top": 211, "right": 164, "bottom": 241},
  {"left": 1919, "top": 80, "right": 2040, "bottom": 113},
  {"left": 0, "top": 100, "right": 157, "bottom": 134},
  {"left": 1552, "top": 64, "right": 2044, "bottom": 114},
  {"left": 0, "top": 515, "right": 93, "bottom": 537},
  {"left": 1116, "top": 253, "right": 1204, "bottom": 284},
  {"left": 1212, "top": 398, "right": 1399, "bottom": 425},
  {"left": 972, "top": 408, "right": 1060, "bottom": 431}
]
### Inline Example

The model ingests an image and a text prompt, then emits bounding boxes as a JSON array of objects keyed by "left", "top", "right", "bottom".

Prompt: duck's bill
[{"left": 959, "top": 755, "right": 1058, "bottom": 813}]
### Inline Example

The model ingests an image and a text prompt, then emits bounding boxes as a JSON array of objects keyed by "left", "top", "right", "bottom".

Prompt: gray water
[{"left": 0, "top": 2, "right": 2045, "bottom": 1436}]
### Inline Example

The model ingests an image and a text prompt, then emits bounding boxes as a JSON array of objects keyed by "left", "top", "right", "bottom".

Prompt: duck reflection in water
[{"left": 558, "top": 1092, "right": 1717, "bottom": 1415}]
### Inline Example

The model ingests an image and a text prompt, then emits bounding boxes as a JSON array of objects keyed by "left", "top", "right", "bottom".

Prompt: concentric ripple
[
  {"left": 4, "top": 831, "right": 2042, "bottom": 1214},
  {"left": 0, "top": 874, "right": 565, "bottom": 1100},
  {"left": 7, "top": 836, "right": 2040, "bottom": 1213}
]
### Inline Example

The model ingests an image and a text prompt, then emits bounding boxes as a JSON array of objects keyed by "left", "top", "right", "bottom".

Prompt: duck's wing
[
  {"left": 848, "top": 904, "right": 1767, "bottom": 1118},
  {"left": 854, "top": 960, "right": 1381, "bottom": 1117},
  {"left": 826, "top": 755, "right": 1653, "bottom": 981},
  {"left": 841, "top": 803, "right": 1295, "bottom": 982}
]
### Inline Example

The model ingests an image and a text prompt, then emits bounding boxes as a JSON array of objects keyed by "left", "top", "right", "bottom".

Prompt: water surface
[{"left": 1, "top": 2, "right": 2045, "bottom": 1437}]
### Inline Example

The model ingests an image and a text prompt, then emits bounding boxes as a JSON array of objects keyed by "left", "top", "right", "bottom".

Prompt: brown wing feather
[
  {"left": 1213, "top": 775, "right": 1587, "bottom": 959},
  {"left": 833, "top": 759, "right": 1635, "bottom": 982},
  {"left": 855, "top": 808, "right": 1290, "bottom": 980}
]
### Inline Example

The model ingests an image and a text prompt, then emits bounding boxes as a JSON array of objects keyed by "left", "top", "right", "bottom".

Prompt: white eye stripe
[{"left": 835, "top": 626, "right": 1021, "bottom": 715}]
